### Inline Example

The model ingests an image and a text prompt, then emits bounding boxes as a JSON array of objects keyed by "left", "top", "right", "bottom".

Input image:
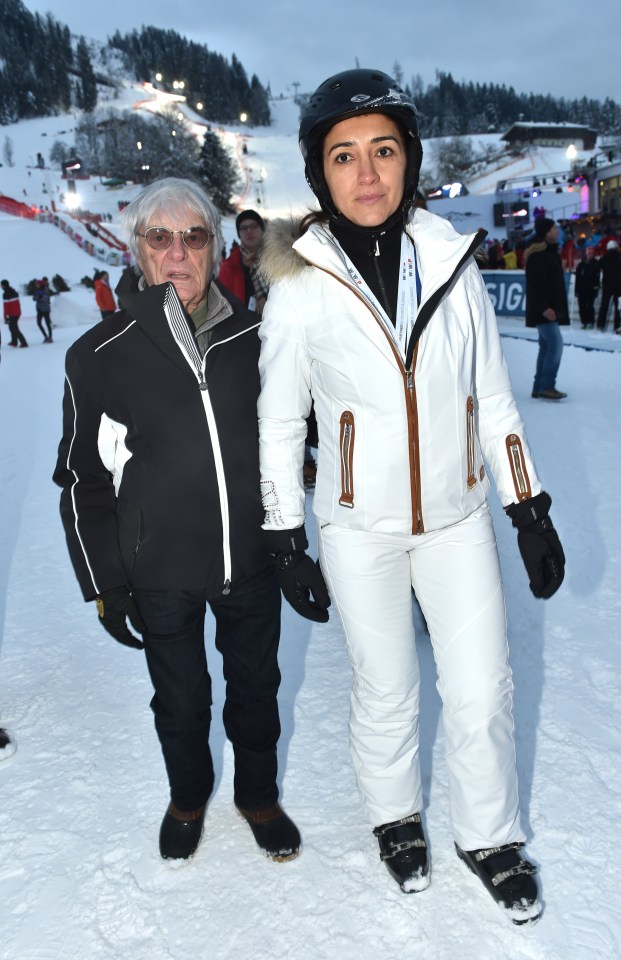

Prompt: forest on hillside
[
  {"left": 405, "top": 68, "right": 621, "bottom": 138},
  {"left": 0, "top": 1, "right": 270, "bottom": 126},
  {"left": 1, "top": 0, "right": 620, "bottom": 139}
]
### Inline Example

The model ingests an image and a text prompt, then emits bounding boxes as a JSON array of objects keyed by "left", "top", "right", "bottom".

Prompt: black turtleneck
[{"left": 330, "top": 210, "right": 404, "bottom": 326}]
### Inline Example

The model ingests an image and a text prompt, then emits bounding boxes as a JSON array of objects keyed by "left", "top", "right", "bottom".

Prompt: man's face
[
  {"left": 238, "top": 219, "right": 264, "bottom": 253},
  {"left": 545, "top": 223, "right": 559, "bottom": 244},
  {"left": 137, "top": 205, "right": 213, "bottom": 313}
]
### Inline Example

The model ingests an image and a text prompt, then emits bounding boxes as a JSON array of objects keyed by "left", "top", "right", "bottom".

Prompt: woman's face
[
  {"left": 137, "top": 205, "right": 213, "bottom": 313},
  {"left": 322, "top": 113, "right": 407, "bottom": 227}
]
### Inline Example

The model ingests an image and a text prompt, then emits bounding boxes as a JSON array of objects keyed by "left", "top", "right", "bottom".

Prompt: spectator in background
[
  {"left": 502, "top": 241, "right": 518, "bottom": 270},
  {"left": 515, "top": 240, "right": 526, "bottom": 270},
  {"left": 2, "top": 279, "right": 28, "bottom": 348},
  {"left": 575, "top": 246, "right": 600, "bottom": 330},
  {"left": 94, "top": 270, "right": 117, "bottom": 320},
  {"left": 32, "top": 279, "right": 53, "bottom": 343},
  {"left": 0, "top": 727, "right": 16, "bottom": 760},
  {"left": 524, "top": 218, "right": 569, "bottom": 400},
  {"left": 596, "top": 240, "right": 621, "bottom": 333},
  {"left": 595, "top": 226, "right": 620, "bottom": 258},
  {"left": 486, "top": 238, "right": 503, "bottom": 269},
  {"left": 218, "top": 210, "right": 268, "bottom": 315},
  {"left": 220, "top": 209, "right": 318, "bottom": 486}
]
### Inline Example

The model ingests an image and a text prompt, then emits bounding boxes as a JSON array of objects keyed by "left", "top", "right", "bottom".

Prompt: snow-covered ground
[{"left": 1, "top": 84, "right": 621, "bottom": 960}]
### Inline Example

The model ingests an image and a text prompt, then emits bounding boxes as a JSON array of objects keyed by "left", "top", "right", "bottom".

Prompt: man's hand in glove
[
  {"left": 95, "top": 586, "right": 146, "bottom": 649},
  {"left": 265, "top": 527, "right": 331, "bottom": 623},
  {"left": 506, "top": 491, "right": 565, "bottom": 599}
]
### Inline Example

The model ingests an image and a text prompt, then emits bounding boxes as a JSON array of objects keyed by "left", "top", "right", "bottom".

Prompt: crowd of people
[
  {"left": 482, "top": 222, "right": 621, "bottom": 345},
  {"left": 483, "top": 221, "right": 621, "bottom": 276},
  {"left": 1, "top": 275, "right": 58, "bottom": 349}
]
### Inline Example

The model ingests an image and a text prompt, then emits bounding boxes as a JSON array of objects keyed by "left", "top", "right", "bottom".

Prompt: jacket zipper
[
  {"left": 307, "top": 263, "right": 424, "bottom": 535},
  {"left": 202, "top": 329, "right": 260, "bottom": 593},
  {"left": 372, "top": 238, "right": 393, "bottom": 321},
  {"left": 506, "top": 433, "right": 532, "bottom": 501},
  {"left": 198, "top": 358, "right": 231, "bottom": 594},
  {"left": 163, "top": 295, "right": 232, "bottom": 595},
  {"left": 338, "top": 411, "right": 355, "bottom": 507},
  {"left": 466, "top": 395, "right": 477, "bottom": 490},
  {"left": 406, "top": 356, "right": 424, "bottom": 533}
]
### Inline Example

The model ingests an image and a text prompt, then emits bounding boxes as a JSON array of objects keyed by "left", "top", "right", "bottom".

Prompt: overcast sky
[{"left": 26, "top": 0, "right": 618, "bottom": 104}]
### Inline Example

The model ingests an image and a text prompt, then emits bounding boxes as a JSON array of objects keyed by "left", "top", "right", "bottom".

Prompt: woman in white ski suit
[{"left": 258, "top": 69, "right": 564, "bottom": 920}]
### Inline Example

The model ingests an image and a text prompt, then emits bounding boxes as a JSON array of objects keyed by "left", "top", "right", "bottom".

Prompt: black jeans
[
  {"left": 577, "top": 292, "right": 596, "bottom": 327},
  {"left": 133, "top": 566, "right": 282, "bottom": 812},
  {"left": 36, "top": 310, "right": 52, "bottom": 339},
  {"left": 7, "top": 317, "right": 27, "bottom": 346},
  {"left": 597, "top": 290, "right": 620, "bottom": 330}
]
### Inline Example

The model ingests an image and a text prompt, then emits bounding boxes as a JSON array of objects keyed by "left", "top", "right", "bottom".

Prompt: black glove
[
  {"left": 506, "top": 492, "right": 565, "bottom": 599},
  {"left": 265, "top": 527, "right": 331, "bottom": 623},
  {"left": 95, "top": 586, "right": 146, "bottom": 649}
]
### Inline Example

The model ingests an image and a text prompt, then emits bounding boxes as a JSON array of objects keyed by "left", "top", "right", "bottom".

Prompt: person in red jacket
[
  {"left": 218, "top": 210, "right": 268, "bottom": 315},
  {"left": 94, "top": 270, "right": 117, "bottom": 319},
  {"left": 2, "top": 279, "right": 28, "bottom": 348}
]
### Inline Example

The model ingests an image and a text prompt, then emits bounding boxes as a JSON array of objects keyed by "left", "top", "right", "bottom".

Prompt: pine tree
[
  {"left": 3, "top": 134, "right": 14, "bottom": 166},
  {"left": 197, "top": 131, "right": 239, "bottom": 213},
  {"left": 76, "top": 37, "right": 97, "bottom": 113}
]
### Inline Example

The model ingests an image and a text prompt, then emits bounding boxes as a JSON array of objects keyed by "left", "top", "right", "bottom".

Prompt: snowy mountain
[
  {"left": 0, "top": 75, "right": 601, "bottom": 275},
  {"left": 1, "top": 79, "right": 621, "bottom": 960}
]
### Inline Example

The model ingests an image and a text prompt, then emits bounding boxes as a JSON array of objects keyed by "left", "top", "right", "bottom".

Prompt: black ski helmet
[{"left": 299, "top": 68, "right": 423, "bottom": 220}]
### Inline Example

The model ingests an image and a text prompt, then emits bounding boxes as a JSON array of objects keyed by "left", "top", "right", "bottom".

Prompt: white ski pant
[{"left": 317, "top": 504, "right": 524, "bottom": 851}]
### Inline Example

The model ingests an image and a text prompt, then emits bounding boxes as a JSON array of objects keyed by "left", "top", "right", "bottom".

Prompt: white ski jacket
[{"left": 258, "top": 208, "right": 541, "bottom": 536}]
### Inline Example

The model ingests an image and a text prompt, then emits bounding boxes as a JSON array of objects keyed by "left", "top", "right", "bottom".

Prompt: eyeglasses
[{"left": 136, "top": 226, "right": 213, "bottom": 250}]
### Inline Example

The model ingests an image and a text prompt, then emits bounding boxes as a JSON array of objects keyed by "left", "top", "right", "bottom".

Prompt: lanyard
[{"left": 340, "top": 233, "right": 420, "bottom": 362}]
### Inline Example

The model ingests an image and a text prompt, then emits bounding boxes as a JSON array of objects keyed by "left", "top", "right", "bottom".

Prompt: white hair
[{"left": 119, "top": 177, "right": 224, "bottom": 277}]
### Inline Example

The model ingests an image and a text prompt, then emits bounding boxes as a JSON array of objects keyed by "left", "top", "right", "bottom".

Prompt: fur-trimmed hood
[
  {"left": 260, "top": 207, "right": 483, "bottom": 289},
  {"left": 259, "top": 215, "right": 313, "bottom": 284}
]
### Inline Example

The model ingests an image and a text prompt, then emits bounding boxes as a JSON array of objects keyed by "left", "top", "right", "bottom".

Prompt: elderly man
[
  {"left": 218, "top": 209, "right": 268, "bottom": 315},
  {"left": 53, "top": 178, "right": 300, "bottom": 863}
]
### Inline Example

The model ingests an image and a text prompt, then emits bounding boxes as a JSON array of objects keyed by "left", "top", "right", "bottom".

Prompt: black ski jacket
[
  {"left": 575, "top": 257, "right": 600, "bottom": 298},
  {"left": 53, "top": 279, "right": 268, "bottom": 600},
  {"left": 524, "top": 242, "right": 569, "bottom": 328}
]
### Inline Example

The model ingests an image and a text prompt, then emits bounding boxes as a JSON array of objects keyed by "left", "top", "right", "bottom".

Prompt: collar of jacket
[
  {"left": 191, "top": 280, "right": 233, "bottom": 335},
  {"left": 262, "top": 208, "right": 484, "bottom": 305},
  {"left": 329, "top": 208, "right": 403, "bottom": 257},
  {"left": 116, "top": 275, "right": 230, "bottom": 334},
  {"left": 261, "top": 207, "right": 486, "bottom": 371},
  {"left": 115, "top": 277, "right": 259, "bottom": 365}
]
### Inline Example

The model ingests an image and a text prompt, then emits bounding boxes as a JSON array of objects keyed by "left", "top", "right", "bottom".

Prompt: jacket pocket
[
  {"left": 506, "top": 433, "right": 532, "bottom": 501},
  {"left": 338, "top": 411, "right": 355, "bottom": 508},
  {"left": 130, "top": 511, "right": 144, "bottom": 573},
  {"left": 466, "top": 396, "right": 477, "bottom": 490}
]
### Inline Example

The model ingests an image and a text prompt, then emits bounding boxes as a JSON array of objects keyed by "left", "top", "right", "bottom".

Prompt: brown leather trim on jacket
[
  {"left": 466, "top": 395, "right": 477, "bottom": 489},
  {"left": 338, "top": 410, "right": 355, "bottom": 508},
  {"left": 506, "top": 433, "right": 532, "bottom": 501}
]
